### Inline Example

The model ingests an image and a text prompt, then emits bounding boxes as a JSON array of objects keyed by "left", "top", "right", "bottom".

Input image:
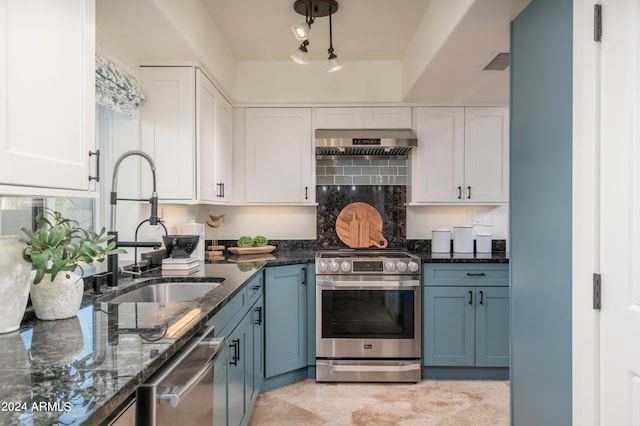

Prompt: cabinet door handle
[
  {"left": 300, "top": 268, "right": 307, "bottom": 285},
  {"left": 457, "top": 186, "right": 462, "bottom": 199},
  {"left": 468, "top": 290, "right": 473, "bottom": 305},
  {"left": 222, "top": 182, "right": 225, "bottom": 198},
  {"left": 229, "top": 339, "right": 240, "bottom": 366},
  {"left": 479, "top": 290, "right": 484, "bottom": 305},
  {"left": 216, "top": 183, "right": 222, "bottom": 198},
  {"left": 254, "top": 306, "right": 263, "bottom": 325},
  {"left": 88, "top": 150, "right": 100, "bottom": 182},
  {"left": 466, "top": 273, "right": 486, "bottom": 277},
  {"left": 467, "top": 186, "right": 471, "bottom": 199},
  {"left": 305, "top": 186, "right": 308, "bottom": 200}
]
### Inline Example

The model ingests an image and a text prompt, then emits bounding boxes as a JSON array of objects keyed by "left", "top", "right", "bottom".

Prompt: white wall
[
  {"left": 196, "top": 205, "right": 316, "bottom": 242},
  {"left": 235, "top": 61, "right": 402, "bottom": 104},
  {"left": 407, "top": 205, "right": 509, "bottom": 246}
]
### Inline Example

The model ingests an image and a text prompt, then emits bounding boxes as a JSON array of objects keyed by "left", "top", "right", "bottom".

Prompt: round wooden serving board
[{"left": 335, "top": 202, "right": 388, "bottom": 249}]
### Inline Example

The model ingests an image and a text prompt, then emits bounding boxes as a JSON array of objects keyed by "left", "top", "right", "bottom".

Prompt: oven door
[{"left": 316, "top": 275, "right": 421, "bottom": 359}]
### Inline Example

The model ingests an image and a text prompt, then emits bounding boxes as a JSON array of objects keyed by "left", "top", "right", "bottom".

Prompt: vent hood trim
[{"left": 315, "top": 128, "right": 417, "bottom": 159}]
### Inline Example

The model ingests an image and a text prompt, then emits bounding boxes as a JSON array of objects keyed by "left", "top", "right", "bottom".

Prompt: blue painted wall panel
[{"left": 510, "top": 0, "right": 572, "bottom": 424}]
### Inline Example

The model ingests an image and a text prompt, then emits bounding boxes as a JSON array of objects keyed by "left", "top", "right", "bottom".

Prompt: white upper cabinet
[
  {"left": 413, "top": 107, "right": 465, "bottom": 203},
  {"left": 0, "top": 0, "right": 96, "bottom": 195},
  {"left": 316, "top": 107, "right": 411, "bottom": 129},
  {"left": 140, "top": 66, "right": 232, "bottom": 203},
  {"left": 463, "top": 107, "right": 509, "bottom": 203},
  {"left": 245, "top": 108, "right": 314, "bottom": 204},
  {"left": 413, "top": 106, "right": 509, "bottom": 204},
  {"left": 140, "top": 67, "right": 195, "bottom": 201},
  {"left": 197, "top": 70, "right": 232, "bottom": 203}
]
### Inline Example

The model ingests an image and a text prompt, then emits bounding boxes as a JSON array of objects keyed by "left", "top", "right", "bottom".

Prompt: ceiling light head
[
  {"left": 291, "top": 21, "right": 311, "bottom": 41},
  {"left": 290, "top": 40, "right": 310, "bottom": 65},
  {"left": 327, "top": 48, "right": 343, "bottom": 72}
]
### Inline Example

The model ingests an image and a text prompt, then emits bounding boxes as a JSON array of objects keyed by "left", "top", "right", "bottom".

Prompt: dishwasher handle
[{"left": 157, "top": 336, "right": 225, "bottom": 408}]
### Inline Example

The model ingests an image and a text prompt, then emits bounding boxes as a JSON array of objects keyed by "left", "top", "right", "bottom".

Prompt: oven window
[{"left": 321, "top": 289, "right": 415, "bottom": 339}]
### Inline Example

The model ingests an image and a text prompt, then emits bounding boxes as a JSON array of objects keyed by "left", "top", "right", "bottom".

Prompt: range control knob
[
  {"left": 341, "top": 261, "right": 351, "bottom": 272},
  {"left": 396, "top": 261, "right": 407, "bottom": 272},
  {"left": 317, "top": 261, "right": 328, "bottom": 273},
  {"left": 329, "top": 261, "right": 340, "bottom": 272},
  {"left": 408, "top": 261, "right": 419, "bottom": 272},
  {"left": 385, "top": 261, "right": 396, "bottom": 272}
]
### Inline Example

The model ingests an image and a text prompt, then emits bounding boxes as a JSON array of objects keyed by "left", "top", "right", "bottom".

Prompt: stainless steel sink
[{"left": 105, "top": 280, "right": 223, "bottom": 304}]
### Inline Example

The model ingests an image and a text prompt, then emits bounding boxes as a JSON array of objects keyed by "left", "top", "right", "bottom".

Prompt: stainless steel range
[{"left": 315, "top": 250, "right": 421, "bottom": 383}]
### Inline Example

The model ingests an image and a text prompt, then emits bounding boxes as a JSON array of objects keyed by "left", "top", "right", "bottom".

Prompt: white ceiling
[
  {"left": 200, "top": 0, "right": 433, "bottom": 62},
  {"left": 97, "top": 0, "right": 532, "bottom": 104}
]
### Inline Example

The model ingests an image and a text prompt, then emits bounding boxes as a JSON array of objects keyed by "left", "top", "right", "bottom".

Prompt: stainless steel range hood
[{"left": 315, "top": 129, "right": 417, "bottom": 159}]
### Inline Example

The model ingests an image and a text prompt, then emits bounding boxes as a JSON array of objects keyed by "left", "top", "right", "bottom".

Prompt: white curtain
[{"left": 95, "top": 53, "right": 146, "bottom": 118}]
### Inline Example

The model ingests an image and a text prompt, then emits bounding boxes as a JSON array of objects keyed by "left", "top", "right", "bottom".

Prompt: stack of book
[{"left": 161, "top": 257, "right": 199, "bottom": 275}]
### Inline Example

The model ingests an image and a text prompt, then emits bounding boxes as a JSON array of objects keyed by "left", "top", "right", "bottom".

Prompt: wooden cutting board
[{"left": 335, "top": 202, "right": 388, "bottom": 248}]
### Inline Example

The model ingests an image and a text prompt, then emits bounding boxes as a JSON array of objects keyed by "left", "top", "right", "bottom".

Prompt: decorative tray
[{"left": 227, "top": 245, "right": 276, "bottom": 255}]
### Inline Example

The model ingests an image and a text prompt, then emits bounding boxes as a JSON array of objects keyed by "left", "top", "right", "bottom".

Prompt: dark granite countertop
[
  {"left": 0, "top": 247, "right": 507, "bottom": 425},
  {"left": 412, "top": 251, "right": 509, "bottom": 263},
  {"left": 0, "top": 262, "right": 263, "bottom": 426}
]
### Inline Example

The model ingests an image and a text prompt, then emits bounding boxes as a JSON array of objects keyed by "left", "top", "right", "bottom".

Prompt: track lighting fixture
[{"left": 290, "top": 0, "right": 343, "bottom": 72}]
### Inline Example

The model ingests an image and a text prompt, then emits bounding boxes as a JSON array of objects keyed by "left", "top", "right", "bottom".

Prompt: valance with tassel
[{"left": 95, "top": 53, "right": 146, "bottom": 118}]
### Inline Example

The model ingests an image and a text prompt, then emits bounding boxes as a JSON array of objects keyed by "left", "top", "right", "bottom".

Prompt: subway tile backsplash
[{"left": 316, "top": 159, "right": 408, "bottom": 185}]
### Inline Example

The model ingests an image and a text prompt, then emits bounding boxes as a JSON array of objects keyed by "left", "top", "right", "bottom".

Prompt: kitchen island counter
[{"left": 1, "top": 262, "right": 264, "bottom": 426}]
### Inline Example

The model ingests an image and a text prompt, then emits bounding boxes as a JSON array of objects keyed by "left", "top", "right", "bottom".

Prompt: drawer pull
[{"left": 466, "top": 273, "right": 486, "bottom": 277}]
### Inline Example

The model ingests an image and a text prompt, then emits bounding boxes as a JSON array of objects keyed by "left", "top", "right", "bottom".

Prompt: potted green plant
[{"left": 21, "top": 209, "right": 124, "bottom": 320}]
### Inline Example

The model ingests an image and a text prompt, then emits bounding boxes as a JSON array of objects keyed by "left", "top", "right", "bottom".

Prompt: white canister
[
  {"left": 180, "top": 220, "right": 205, "bottom": 261},
  {"left": 476, "top": 233, "right": 492, "bottom": 253},
  {"left": 453, "top": 225, "right": 474, "bottom": 253},
  {"left": 431, "top": 228, "right": 451, "bottom": 253}
]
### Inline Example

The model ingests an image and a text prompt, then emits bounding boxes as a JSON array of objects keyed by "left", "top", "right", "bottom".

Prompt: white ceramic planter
[
  {"left": 30, "top": 272, "right": 84, "bottom": 321},
  {"left": 0, "top": 235, "right": 31, "bottom": 333}
]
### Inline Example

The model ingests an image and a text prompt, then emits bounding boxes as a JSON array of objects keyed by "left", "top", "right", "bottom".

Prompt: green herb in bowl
[
  {"left": 252, "top": 235, "right": 268, "bottom": 246},
  {"left": 237, "top": 235, "right": 254, "bottom": 248}
]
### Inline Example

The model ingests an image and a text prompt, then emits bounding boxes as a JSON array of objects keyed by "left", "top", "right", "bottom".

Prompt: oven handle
[
  {"left": 316, "top": 362, "right": 421, "bottom": 372},
  {"left": 157, "top": 336, "right": 225, "bottom": 408},
  {"left": 316, "top": 279, "right": 420, "bottom": 288}
]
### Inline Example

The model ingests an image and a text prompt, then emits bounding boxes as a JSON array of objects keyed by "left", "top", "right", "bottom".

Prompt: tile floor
[{"left": 248, "top": 379, "right": 510, "bottom": 426}]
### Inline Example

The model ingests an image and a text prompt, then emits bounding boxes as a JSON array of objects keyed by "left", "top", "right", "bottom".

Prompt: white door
[
  {"left": 599, "top": 0, "right": 640, "bottom": 424},
  {"left": 574, "top": 1, "right": 640, "bottom": 425}
]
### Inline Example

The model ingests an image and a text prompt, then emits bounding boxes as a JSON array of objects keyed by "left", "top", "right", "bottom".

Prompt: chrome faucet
[{"left": 107, "top": 150, "right": 165, "bottom": 287}]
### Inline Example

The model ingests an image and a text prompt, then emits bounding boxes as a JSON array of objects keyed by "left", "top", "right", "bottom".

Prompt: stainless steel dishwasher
[{"left": 136, "top": 325, "right": 224, "bottom": 425}]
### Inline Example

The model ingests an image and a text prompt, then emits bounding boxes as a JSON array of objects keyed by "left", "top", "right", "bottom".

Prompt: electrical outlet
[{"left": 468, "top": 210, "right": 482, "bottom": 225}]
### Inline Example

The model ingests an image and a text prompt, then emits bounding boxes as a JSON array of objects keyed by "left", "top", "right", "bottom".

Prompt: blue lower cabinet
[
  {"left": 227, "top": 316, "right": 250, "bottom": 426},
  {"left": 475, "top": 287, "right": 509, "bottom": 367},
  {"left": 306, "top": 265, "right": 316, "bottom": 367},
  {"left": 251, "top": 297, "right": 264, "bottom": 402},
  {"left": 423, "top": 263, "right": 510, "bottom": 370},
  {"left": 211, "top": 272, "right": 264, "bottom": 426},
  {"left": 264, "top": 264, "right": 307, "bottom": 378},
  {"left": 424, "top": 286, "right": 476, "bottom": 366}
]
